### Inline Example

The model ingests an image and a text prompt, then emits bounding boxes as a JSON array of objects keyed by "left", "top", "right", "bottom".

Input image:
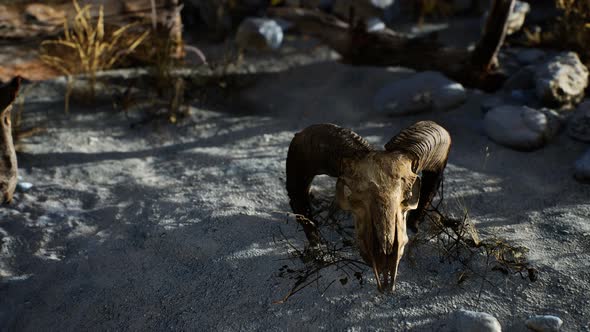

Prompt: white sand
[{"left": 1, "top": 61, "right": 589, "bottom": 331}]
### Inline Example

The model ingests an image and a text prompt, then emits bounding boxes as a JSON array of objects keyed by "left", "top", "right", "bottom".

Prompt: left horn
[{"left": 384, "top": 121, "right": 451, "bottom": 231}]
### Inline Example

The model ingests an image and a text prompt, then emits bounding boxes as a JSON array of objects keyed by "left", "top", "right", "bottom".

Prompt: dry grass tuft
[{"left": 39, "top": 0, "right": 149, "bottom": 112}]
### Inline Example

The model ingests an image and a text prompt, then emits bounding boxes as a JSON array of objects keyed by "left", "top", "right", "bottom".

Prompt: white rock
[
  {"left": 450, "top": 309, "right": 502, "bottom": 332},
  {"left": 366, "top": 17, "right": 386, "bottom": 32},
  {"left": 16, "top": 182, "right": 33, "bottom": 192},
  {"left": 236, "top": 18, "right": 283, "bottom": 50},
  {"left": 484, "top": 106, "right": 561, "bottom": 151},
  {"left": 506, "top": 1, "right": 530, "bottom": 35},
  {"left": 574, "top": 149, "right": 590, "bottom": 182},
  {"left": 525, "top": 315, "right": 563, "bottom": 332},
  {"left": 567, "top": 100, "right": 590, "bottom": 142},
  {"left": 370, "top": 0, "right": 393, "bottom": 8},
  {"left": 373, "top": 71, "right": 466, "bottom": 115},
  {"left": 535, "top": 52, "right": 589, "bottom": 106}
]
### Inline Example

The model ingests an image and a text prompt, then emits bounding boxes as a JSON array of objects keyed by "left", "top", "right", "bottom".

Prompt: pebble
[
  {"left": 16, "top": 182, "right": 33, "bottom": 192},
  {"left": 449, "top": 309, "right": 502, "bottom": 332},
  {"left": 525, "top": 315, "right": 563, "bottom": 332},
  {"left": 373, "top": 71, "right": 466, "bottom": 115},
  {"left": 483, "top": 105, "right": 562, "bottom": 151},
  {"left": 235, "top": 18, "right": 283, "bottom": 50},
  {"left": 535, "top": 52, "right": 589, "bottom": 106},
  {"left": 567, "top": 100, "right": 590, "bottom": 142},
  {"left": 574, "top": 149, "right": 590, "bottom": 182}
]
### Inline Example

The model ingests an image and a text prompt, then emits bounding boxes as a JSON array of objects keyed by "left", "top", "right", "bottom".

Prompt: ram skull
[{"left": 286, "top": 121, "right": 451, "bottom": 292}]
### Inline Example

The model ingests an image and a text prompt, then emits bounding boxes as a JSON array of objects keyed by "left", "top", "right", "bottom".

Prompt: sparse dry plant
[
  {"left": 39, "top": 0, "right": 149, "bottom": 112},
  {"left": 553, "top": 0, "right": 590, "bottom": 60}
]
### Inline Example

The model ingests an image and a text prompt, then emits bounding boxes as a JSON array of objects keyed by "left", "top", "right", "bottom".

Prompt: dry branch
[{"left": 269, "top": 0, "right": 515, "bottom": 91}]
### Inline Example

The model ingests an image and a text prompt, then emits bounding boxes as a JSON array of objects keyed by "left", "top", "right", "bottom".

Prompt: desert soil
[{"left": 1, "top": 58, "right": 589, "bottom": 331}]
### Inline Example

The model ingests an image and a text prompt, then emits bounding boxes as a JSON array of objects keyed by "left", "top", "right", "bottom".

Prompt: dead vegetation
[
  {"left": 39, "top": 0, "right": 149, "bottom": 113},
  {"left": 275, "top": 178, "right": 537, "bottom": 302},
  {"left": 522, "top": 0, "right": 590, "bottom": 64}
]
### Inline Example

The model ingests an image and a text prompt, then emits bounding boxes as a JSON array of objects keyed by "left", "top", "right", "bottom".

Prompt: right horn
[
  {"left": 384, "top": 121, "right": 451, "bottom": 231},
  {"left": 286, "top": 123, "right": 374, "bottom": 244}
]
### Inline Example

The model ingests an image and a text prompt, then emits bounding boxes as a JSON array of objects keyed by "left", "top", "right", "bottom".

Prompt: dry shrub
[
  {"left": 39, "top": 0, "right": 149, "bottom": 112},
  {"left": 552, "top": 0, "right": 590, "bottom": 59}
]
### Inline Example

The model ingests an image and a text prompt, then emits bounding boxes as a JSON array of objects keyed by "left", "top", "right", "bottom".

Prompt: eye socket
[{"left": 402, "top": 177, "right": 421, "bottom": 209}]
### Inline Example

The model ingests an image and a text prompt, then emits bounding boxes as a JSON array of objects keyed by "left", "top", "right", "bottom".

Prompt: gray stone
[
  {"left": 450, "top": 309, "right": 502, "bottom": 332},
  {"left": 525, "top": 315, "right": 563, "bottom": 332},
  {"left": 567, "top": 100, "right": 590, "bottom": 142},
  {"left": 373, "top": 71, "right": 466, "bottom": 115},
  {"left": 574, "top": 149, "right": 590, "bottom": 182},
  {"left": 506, "top": 1, "right": 530, "bottom": 35},
  {"left": 483, "top": 105, "right": 561, "bottom": 151},
  {"left": 535, "top": 52, "right": 589, "bottom": 106},
  {"left": 236, "top": 18, "right": 284, "bottom": 50}
]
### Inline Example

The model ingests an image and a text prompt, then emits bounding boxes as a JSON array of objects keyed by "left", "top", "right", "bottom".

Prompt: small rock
[
  {"left": 16, "top": 182, "right": 33, "bottom": 192},
  {"left": 574, "top": 149, "right": 590, "bottom": 182},
  {"left": 506, "top": 1, "right": 530, "bottom": 35},
  {"left": 567, "top": 100, "right": 590, "bottom": 142},
  {"left": 450, "top": 309, "right": 502, "bottom": 332},
  {"left": 374, "top": 71, "right": 466, "bottom": 115},
  {"left": 370, "top": 0, "right": 393, "bottom": 8},
  {"left": 366, "top": 17, "right": 386, "bottom": 32},
  {"left": 483, "top": 105, "right": 561, "bottom": 151},
  {"left": 516, "top": 48, "right": 546, "bottom": 65},
  {"left": 535, "top": 52, "right": 589, "bottom": 106},
  {"left": 236, "top": 18, "right": 284, "bottom": 50},
  {"left": 525, "top": 315, "right": 563, "bottom": 332}
]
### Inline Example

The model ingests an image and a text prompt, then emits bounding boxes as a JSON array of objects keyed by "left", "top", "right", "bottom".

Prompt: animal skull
[{"left": 286, "top": 121, "right": 451, "bottom": 292}]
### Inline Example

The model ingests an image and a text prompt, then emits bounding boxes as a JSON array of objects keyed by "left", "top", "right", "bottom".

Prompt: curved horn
[
  {"left": 384, "top": 121, "right": 451, "bottom": 231},
  {"left": 286, "top": 124, "right": 374, "bottom": 243}
]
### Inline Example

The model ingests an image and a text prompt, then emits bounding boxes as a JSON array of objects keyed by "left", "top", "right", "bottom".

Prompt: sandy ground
[{"left": 0, "top": 59, "right": 589, "bottom": 331}]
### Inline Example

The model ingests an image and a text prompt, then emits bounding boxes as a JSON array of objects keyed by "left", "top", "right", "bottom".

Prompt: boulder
[
  {"left": 373, "top": 71, "right": 466, "bottom": 115},
  {"left": 236, "top": 18, "right": 284, "bottom": 50},
  {"left": 567, "top": 100, "right": 590, "bottom": 142},
  {"left": 535, "top": 52, "right": 589, "bottom": 106},
  {"left": 483, "top": 106, "right": 562, "bottom": 151},
  {"left": 574, "top": 149, "right": 590, "bottom": 183}
]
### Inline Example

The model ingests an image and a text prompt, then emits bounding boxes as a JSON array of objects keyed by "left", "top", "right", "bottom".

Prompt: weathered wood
[
  {"left": 269, "top": 0, "right": 515, "bottom": 91},
  {"left": 0, "top": 76, "right": 21, "bottom": 204}
]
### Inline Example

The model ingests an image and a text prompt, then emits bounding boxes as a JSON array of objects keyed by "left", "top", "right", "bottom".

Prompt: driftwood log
[
  {"left": 0, "top": 77, "right": 21, "bottom": 203},
  {"left": 269, "top": 0, "right": 515, "bottom": 91}
]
